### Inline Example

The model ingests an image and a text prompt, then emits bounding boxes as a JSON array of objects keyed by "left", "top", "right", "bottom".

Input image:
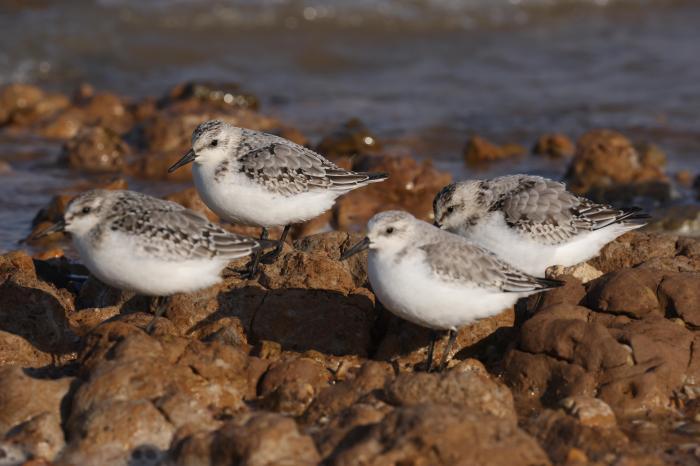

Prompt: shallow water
[{"left": 1, "top": 0, "right": 699, "bottom": 251}]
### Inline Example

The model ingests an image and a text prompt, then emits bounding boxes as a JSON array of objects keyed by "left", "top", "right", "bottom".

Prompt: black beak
[
  {"left": 31, "top": 219, "right": 66, "bottom": 240},
  {"left": 433, "top": 220, "right": 440, "bottom": 227},
  {"left": 341, "top": 237, "right": 370, "bottom": 260},
  {"left": 168, "top": 149, "right": 196, "bottom": 173}
]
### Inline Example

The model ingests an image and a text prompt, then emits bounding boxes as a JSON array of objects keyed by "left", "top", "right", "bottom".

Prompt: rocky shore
[{"left": 1, "top": 82, "right": 699, "bottom": 465}]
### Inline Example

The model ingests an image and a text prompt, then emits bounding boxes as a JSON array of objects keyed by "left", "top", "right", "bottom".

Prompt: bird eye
[
  {"left": 446, "top": 206, "right": 454, "bottom": 214},
  {"left": 386, "top": 227, "right": 394, "bottom": 234},
  {"left": 82, "top": 206, "right": 91, "bottom": 214},
  {"left": 210, "top": 139, "right": 219, "bottom": 147}
]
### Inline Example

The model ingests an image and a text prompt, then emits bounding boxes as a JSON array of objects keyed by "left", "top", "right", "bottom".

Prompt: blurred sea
[{"left": 0, "top": 0, "right": 699, "bottom": 250}]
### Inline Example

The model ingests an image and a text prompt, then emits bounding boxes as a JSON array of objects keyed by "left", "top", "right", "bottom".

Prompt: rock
[
  {"left": 40, "top": 92, "right": 134, "bottom": 139},
  {"left": 0, "top": 443, "right": 28, "bottom": 465},
  {"left": 584, "top": 268, "right": 664, "bottom": 318},
  {"left": 3, "top": 412, "right": 65, "bottom": 461},
  {"left": 533, "top": 133, "right": 575, "bottom": 158},
  {"left": 162, "top": 81, "right": 259, "bottom": 110},
  {"left": 61, "top": 399, "right": 174, "bottom": 465},
  {"left": 0, "top": 251, "right": 78, "bottom": 356},
  {"left": 62, "top": 126, "right": 130, "bottom": 173},
  {"left": 258, "top": 357, "right": 331, "bottom": 416},
  {"left": 565, "top": 129, "right": 668, "bottom": 202},
  {"left": 657, "top": 273, "right": 700, "bottom": 326},
  {"left": 560, "top": 396, "right": 617, "bottom": 428},
  {"left": 0, "top": 330, "right": 55, "bottom": 367},
  {"left": 647, "top": 205, "right": 700, "bottom": 237},
  {"left": 384, "top": 370, "right": 516, "bottom": 421},
  {"left": 328, "top": 404, "right": 550, "bottom": 466},
  {"left": 525, "top": 409, "right": 628, "bottom": 464},
  {"left": 0, "top": 84, "right": 69, "bottom": 128},
  {"left": 172, "top": 412, "right": 321, "bottom": 466},
  {"left": 463, "top": 135, "right": 525, "bottom": 166},
  {"left": 590, "top": 232, "right": 679, "bottom": 273},
  {"left": 676, "top": 170, "right": 694, "bottom": 187},
  {"left": 375, "top": 307, "right": 516, "bottom": 371},
  {"left": 316, "top": 118, "right": 382, "bottom": 160},
  {"left": 0, "top": 366, "right": 72, "bottom": 436},
  {"left": 546, "top": 263, "right": 603, "bottom": 284},
  {"left": 335, "top": 155, "right": 451, "bottom": 229}
]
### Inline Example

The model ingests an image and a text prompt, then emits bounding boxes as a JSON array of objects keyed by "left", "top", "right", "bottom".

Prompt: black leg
[
  {"left": 439, "top": 329, "right": 457, "bottom": 372},
  {"left": 146, "top": 296, "right": 167, "bottom": 334},
  {"left": 426, "top": 330, "right": 439, "bottom": 372},
  {"left": 262, "top": 225, "right": 290, "bottom": 263},
  {"left": 241, "top": 227, "right": 268, "bottom": 278}
]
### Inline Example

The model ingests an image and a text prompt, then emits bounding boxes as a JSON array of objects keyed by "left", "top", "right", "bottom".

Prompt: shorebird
[{"left": 168, "top": 120, "right": 388, "bottom": 277}]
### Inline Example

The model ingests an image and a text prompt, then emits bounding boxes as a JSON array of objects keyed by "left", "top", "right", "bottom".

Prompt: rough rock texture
[
  {"left": 565, "top": 130, "right": 669, "bottom": 203},
  {"left": 463, "top": 135, "right": 525, "bottom": 165},
  {"left": 62, "top": 125, "right": 130, "bottom": 173},
  {"left": 533, "top": 133, "right": 575, "bottom": 158}
]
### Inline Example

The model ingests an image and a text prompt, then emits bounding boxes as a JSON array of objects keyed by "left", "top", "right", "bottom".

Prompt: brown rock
[
  {"left": 0, "top": 83, "right": 44, "bottom": 125},
  {"left": 259, "top": 357, "right": 331, "bottom": 416},
  {"left": 463, "top": 135, "right": 525, "bottom": 166},
  {"left": 0, "top": 366, "right": 72, "bottom": 436},
  {"left": 3, "top": 412, "right": 65, "bottom": 461},
  {"left": 163, "top": 81, "right": 259, "bottom": 111},
  {"left": 657, "top": 273, "right": 700, "bottom": 326},
  {"left": 329, "top": 404, "right": 550, "bottom": 466},
  {"left": 335, "top": 155, "right": 451, "bottom": 229},
  {"left": 0, "top": 251, "right": 78, "bottom": 355},
  {"left": 565, "top": 129, "right": 668, "bottom": 201},
  {"left": 40, "top": 92, "right": 134, "bottom": 139},
  {"left": 62, "top": 399, "right": 174, "bottom": 465},
  {"left": 62, "top": 126, "right": 130, "bottom": 173},
  {"left": 384, "top": 370, "right": 516, "bottom": 421},
  {"left": 316, "top": 118, "right": 382, "bottom": 160},
  {"left": 0, "top": 330, "right": 55, "bottom": 367},
  {"left": 533, "top": 133, "right": 575, "bottom": 158},
  {"left": 173, "top": 412, "right": 320, "bottom": 466},
  {"left": 590, "top": 232, "right": 678, "bottom": 273},
  {"left": 585, "top": 268, "right": 663, "bottom": 318},
  {"left": 560, "top": 396, "right": 617, "bottom": 428}
]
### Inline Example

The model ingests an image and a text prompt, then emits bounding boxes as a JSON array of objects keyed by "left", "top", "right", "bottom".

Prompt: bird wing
[
  {"left": 106, "top": 193, "right": 259, "bottom": 261},
  {"left": 419, "top": 236, "right": 562, "bottom": 293},
  {"left": 238, "top": 142, "right": 386, "bottom": 196}
]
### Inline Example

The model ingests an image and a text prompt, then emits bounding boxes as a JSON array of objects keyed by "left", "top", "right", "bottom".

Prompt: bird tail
[
  {"left": 366, "top": 172, "right": 389, "bottom": 183},
  {"left": 534, "top": 277, "right": 566, "bottom": 290},
  {"left": 593, "top": 206, "right": 651, "bottom": 231}
]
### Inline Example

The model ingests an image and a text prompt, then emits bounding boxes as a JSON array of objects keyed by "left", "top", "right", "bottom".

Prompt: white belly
[
  {"left": 462, "top": 214, "right": 638, "bottom": 276},
  {"left": 367, "top": 250, "right": 519, "bottom": 331},
  {"left": 74, "top": 234, "right": 228, "bottom": 296},
  {"left": 193, "top": 166, "right": 339, "bottom": 227}
]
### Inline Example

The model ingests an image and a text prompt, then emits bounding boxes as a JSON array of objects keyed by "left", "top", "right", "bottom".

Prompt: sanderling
[
  {"left": 33, "top": 189, "right": 263, "bottom": 332},
  {"left": 341, "top": 210, "right": 562, "bottom": 371},
  {"left": 167, "top": 120, "right": 388, "bottom": 276},
  {"left": 433, "top": 175, "right": 649, "bottom": 276}
]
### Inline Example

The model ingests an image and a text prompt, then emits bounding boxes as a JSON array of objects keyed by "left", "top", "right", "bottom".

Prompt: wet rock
[
  {"left": 163, "top": 81, "right": 259, "bottom": 111},
  {"left": 565, "top": 130, "right": 668, "bottom": 201},
  {"left": 335, "top": 155, "right": 451, "bottom": 229},
  {"left": 40, "top": 92, "right": 134, "bottom": 140},
  {"left": 533, "top": 133, "right": 575, "bottom": 158},
  {"left": 259, "top": 357, "right": 331, "bottom": 416},
  {"left": 173, "top": 412, "right": 321, "bottom": 466},
  {"left": 2, "top": 412, "right": 65, "bottom": 461},
  {"left": 329, "top": 403, "right": 550, "bottom": 466},
  {"left": 0, "top": 84, "right": 69, "bottom": 128},
  {"left": 647, "top": 205, "right": 700, "bottom": 237},
  {"left": 384, "top": 370, "right": 516, "bottom": 421},
  {"left": 62, "top": 126, "right": 130, "bottom": 173},
  {"left": 560, "top": 396, "right": 617, "bottom": 428},
  {"left": 463, "top": 135, "right": 525, "bottom": 166},
  {"left": 0, "top": 365, "right": 72, "bottom": 436},
  {"left": 316, "top": 118, "right": 382, "bottom": 161}
]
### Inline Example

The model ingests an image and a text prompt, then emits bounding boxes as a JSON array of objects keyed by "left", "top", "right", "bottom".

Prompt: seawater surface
[{"left": 0, "top": 0, "right": 699, "bottom": 251}]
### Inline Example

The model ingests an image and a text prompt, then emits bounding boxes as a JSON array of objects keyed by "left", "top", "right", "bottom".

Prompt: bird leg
[
  {"left": 425, "top": 330, "right": 440, "bottom": 372},
  {"left": 438, "top": 329, "right": 457, "bottom": 372},
  {"left": 145, "top": 296, "right": 167, "bottom": 334},
  {"left": 262, "top": 225, "right": 290, "bottom": 263},
  {"left": 237, "top": 227, "right": 268, "bottom": 279}
]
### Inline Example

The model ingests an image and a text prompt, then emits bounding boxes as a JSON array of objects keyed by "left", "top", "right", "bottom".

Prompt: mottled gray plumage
[
  {"left": 200, "top": 123, "right": 387, "bottom": 196},
  {"left": 71, "top": 190, "right": 260, "bottom": 261},
  {"left": 417, "top": 228, "right": 560, "bottom": 293},
  {"left": 435, "top": 175, "right": 648, "bottom": 245}
]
